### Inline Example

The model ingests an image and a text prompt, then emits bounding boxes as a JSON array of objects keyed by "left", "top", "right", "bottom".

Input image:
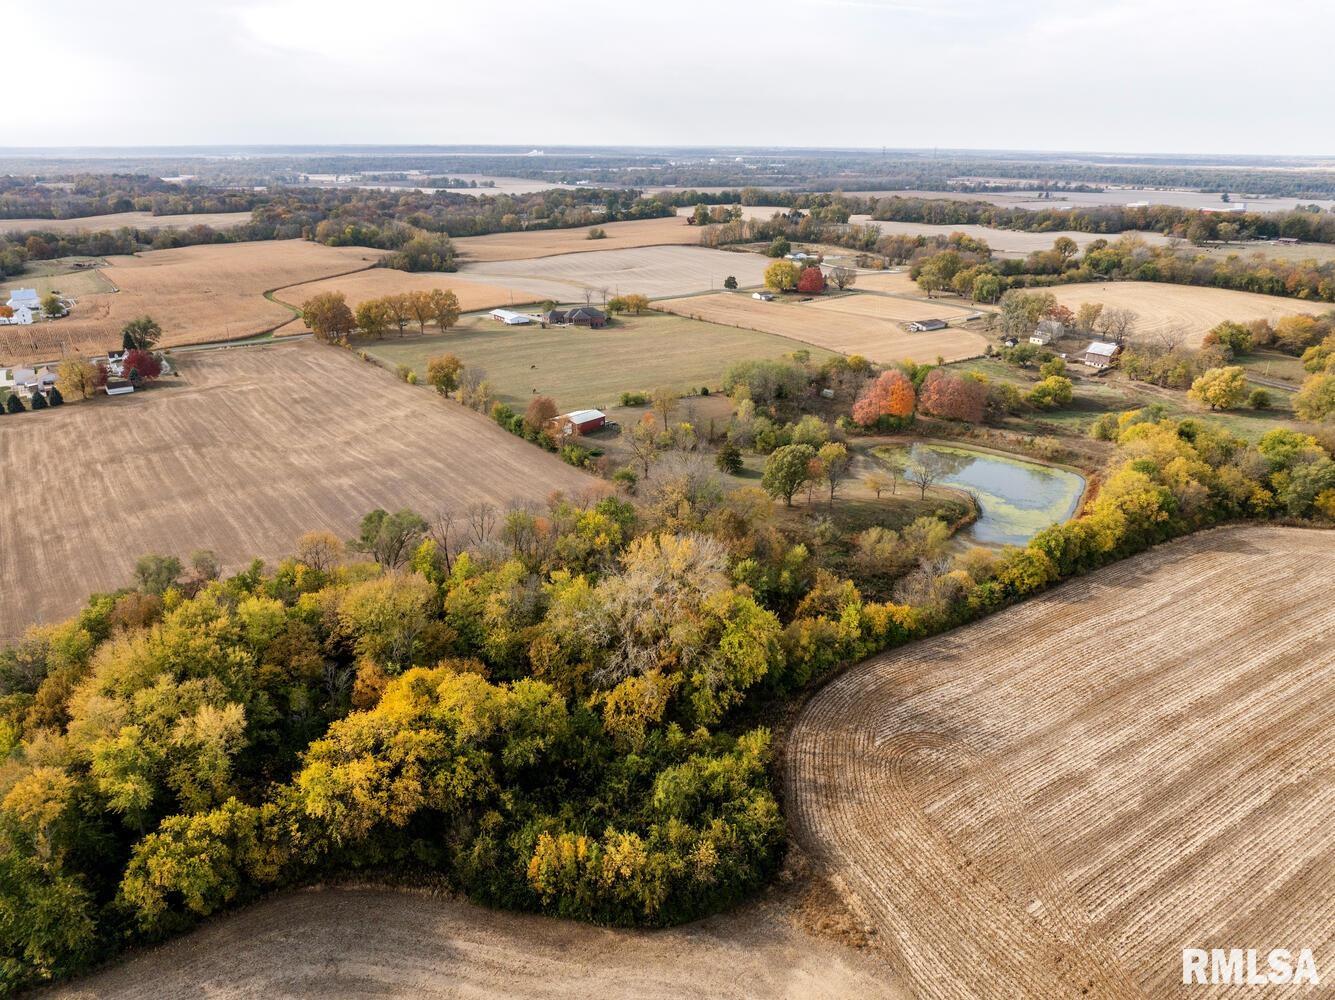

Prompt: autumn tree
[
  {"left": 301, "top": 292, "right": 355, "bottom": 343},
  {"left": 623, "top": 414, "right": 660, "bottom": 478},
  {"left": 916, "top": 369, "right": 988, "bottom": 423},
  {"left": 56, "top": 356, "right": 99, "bottom": 400},
  {"left": 349, "top": 298, "right": 387, "bottom": 339},
  {"left": 1027, "top": 375, "right": 1074, "bottom": 410},
  {"left": 122, "top": 349, "right": 163, "bottom": 383},
  {"left": 1295, "top": 373, "right": 1335, "bottom": 422},
  {"left": 523, "top": 396, "right": 558, "bottom": 436},
  {"left": 1188, "top": 366, "right": 1248, "bottom": 410},
  {"left": 1095, "top": 307, "right": 1137, "bottom": 345},
  {"left": 904, "top": 450, "right": 948, "bottom": 499},
  {"left": 1075, "top": 301, "right": 1104, "bottom": 333},
  {"left": 818, "top": 442, "right": 853, "bottom": 505},
  {"left": 762, "top": 443, "right": 816, "bottom": 506},
  {"left": 763, "top": 260, "right": 799, "bottom": 292},
  {"left": 406, "top": 290, "right": 435, "bottom": 335},
  {"left": 851, "top": 370, "right": 916, "bottom": 427},
  {"left": 384, "top": 293, "right": 412, "bottom": 337},
  {"left": 796, "top": 266, "right": 826, "bottom": 294},
  {"left": 425, "top": 354, "right": 463, "bottom": 396},
  {"left": 121, "top": 316, "right": 162, "bottom": 352},
  {"left": 622, "top": 294, "right": 650, "bottom": 315},
  {"left": 351, "top": 509, "right": 428, "bottom": 568},
  {"left": 428, "top": 289, "right": 461, "bottom": 331}
]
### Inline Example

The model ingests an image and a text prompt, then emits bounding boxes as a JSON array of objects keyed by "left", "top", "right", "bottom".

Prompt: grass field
[
  {"left": 275, "top": 269, "right": 542, "bottom": 314},
  {"left": 787, "top": 525, "right": 1335, "bottom": 1000},
  {"left": 0, "top": 240, "right": 380, "bottom": 364},
  {"left": 457, "top": 245, "right": 770, "bottom": 301},
  {"left": 49, "top": 885, "right": 905, "bottom": 1000},
  {"left": 656, "top": 291, "right": 988, "bottom": 365},
  {"left": 0, "top": 341, "right": 592, "bottom": 635},
  {"left": 1045, "top": 282, "right": 1328, "bottom": 346},
  {"left": 1, "top": 258, "right": 116, "bottom": 299},
  {"left": 452, "top": 216, "right": 701, "bottom": 262},
  {"left": 359, "top": 311, "right": 833, "bottom": 410},
  {"left": 0, "top": 210, "right": 254, "bottom": 234}
]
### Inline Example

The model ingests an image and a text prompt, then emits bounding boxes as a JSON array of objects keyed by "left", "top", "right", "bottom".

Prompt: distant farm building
[
  {"left": 489, "top": 308, "right": 532, "bottom": 325},
  {"left": 0, "top": 305, "right": 33, "bottom": 325},
  {"left": 6, "top": 288, "right": 40, "bottom": 313},
  {"left": 907, "top": 319, "right": 948, "bottom": 332},
  {"left": 556, "top": 408, "right": 607, "bottom": 435},
  {"left": 752, "top": 291, "right": 774, "bottom": 301},
  {"left": 105, "top": 377, "right": 135, "bottom": 396},
  {"left": 1082, "top": 340, "right": 1122, "bottom": 369},
  {"left": 1030, "top": 319, "right": 1065, "bottom": 345}
]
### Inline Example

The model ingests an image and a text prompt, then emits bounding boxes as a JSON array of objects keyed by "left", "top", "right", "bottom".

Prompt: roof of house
[
  {"left": 1084, "top": 340, "right": 1120, "bottom": 357},
  {"left": 7, "top": 288, "right": 39, "bottom": 304},
  {"left": 563, "top": 409, "right": 606, "bottom": 424},
  {"left": 567, "top": 306, "right": 606, "bottom": 319}
]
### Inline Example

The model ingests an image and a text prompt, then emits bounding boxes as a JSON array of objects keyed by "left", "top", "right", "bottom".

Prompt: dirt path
[
  {"left": 47, "top": 885, "right": 906, "bottom": 1000},
  {"left": 785, "top": 525, "right": 1335, "bottom": 999}
]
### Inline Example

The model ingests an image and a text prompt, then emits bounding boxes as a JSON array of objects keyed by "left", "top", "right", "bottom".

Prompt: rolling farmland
[
  {"left": 848, "top": 216, "right": 1174, "bottom": 256},
  {"left": 1044, "top": 282, "right": 1329, "bottom": 346},
  {"left": 0, "top": 342, "right": 593, "bottom": 635},
  {"left": 0, "top": 210, "right": 254, "bottom": 234},
  {"left": 786, "top": 526, "right": 1335, "bottom": 1000},
  {"left": 452, "top": 216, "right": 701, "bottom": 262},
  {"left": 0, "top": 240, "right": 380, "bottom": 364},
  {"left": 457, "top": 245, "right": 770, "bottom": 300},
  {"left": 276, "top": 269, "right": 541, "bottom": 313},
  {"left": 656, "top": 292, "right": 988, "bottom": 365}
]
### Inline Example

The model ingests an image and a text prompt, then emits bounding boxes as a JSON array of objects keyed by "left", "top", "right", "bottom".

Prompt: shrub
[
  {"left": 1249, "top": 388, "right": 1272, "bottom": 410},
  {"left": 619, "top": 391, "right": 648, "bottom": 406}
]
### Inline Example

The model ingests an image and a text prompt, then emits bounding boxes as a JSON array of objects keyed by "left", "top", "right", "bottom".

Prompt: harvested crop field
[
  {"left": 848, "top": 216, "right": 1173, "bottom": 256},
  {"left": 453, "top": 216, "right": 701, "bottom": 262},
  {"left": 48, "top": 885, "right": 904, "bottom": 1000},
  {"left": 276, "top": 268, "right": 540, "bottom": 313},
  {"left": 457, "top": 245, "right": 770, "bottom": 301},
  {"left": 0, "top": 341, "right": 592, "bottom": 636},
  {"left": 1045, "top": 282, "right": 1328, "bottom": 346},
  {"left": 0, "top": 240, "right": 380, "bottom": 364},
  {"left": 361, "top": 311, "right": 834, "bottom": 410},
  {"left": 786, "top": 525, "right": 1335, "bottom": 1000},
  {"left": 805, "top": 291, "right": 977, "bottom": 324},
  {"left": 657, "top": 292, "right": 988, "bottom": 365},
  {"left": 0, "top": 210, "right": 253, "bottom": 235}
]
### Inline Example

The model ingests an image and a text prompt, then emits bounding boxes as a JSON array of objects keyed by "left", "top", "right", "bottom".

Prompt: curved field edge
[
  {"left": 42, "top": 884, "right": 907, "bottom": 1000},
  {"left": 783, "top": 525, "right": 1335, "bottom": 1000}
]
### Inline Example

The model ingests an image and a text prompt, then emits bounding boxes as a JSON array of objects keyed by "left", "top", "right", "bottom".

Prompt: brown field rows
[
  {"left": 657, "top": 291, "right": 988, "bottom": 364},
  {"left": 453, "top": 216, "right": 701, "bottom": 262},
  {"left": 0, "top": 240, "right": 380, "bottom": 364},
  {"left": 47, "top": 885, "right": 904, "bottom": 1000},
  {"left": 276, "top": 268, "right": 541, "bottom": 313},
  {"left": 786, "top": 525, "right": 1335, "bottom": 1000},
  {"left": 1045, "top": 282, "right": 1330, "bottom": 346},
  {"left": 0, "top": 210, "right": 254, "bottom": 235},
  {"left": 457, "top": 245, "right": 770, "bottom": 301},
  {"left": 0, "top": 342, "right": 592, "bottom": 636}
]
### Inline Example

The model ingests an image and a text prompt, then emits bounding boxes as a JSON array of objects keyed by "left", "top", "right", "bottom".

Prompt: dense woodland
[{"left": 3, "top": 343, "right": 1334, "bottom": 988}]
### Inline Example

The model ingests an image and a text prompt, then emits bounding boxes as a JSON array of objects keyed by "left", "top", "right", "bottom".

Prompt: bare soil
[
  {"left": 46, "top": 883, "right": 906, "bottom": 1000},
  {"left": 785, "top": 525, "right": 1335, "bottom": 999},
  {"left": 0, "top": 341, "right": 593, "bottom": 636}
]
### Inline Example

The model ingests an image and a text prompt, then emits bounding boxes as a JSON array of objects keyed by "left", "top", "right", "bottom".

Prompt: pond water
[{"left": 875, "top": 443, "right": 1086, "bottom": 547}]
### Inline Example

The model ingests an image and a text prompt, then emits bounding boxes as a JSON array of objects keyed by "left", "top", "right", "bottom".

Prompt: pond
[{"left": 875, "top": 443, "right": 1086, "bottom": 547}]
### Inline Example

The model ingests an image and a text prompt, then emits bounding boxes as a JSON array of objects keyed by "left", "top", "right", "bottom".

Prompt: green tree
[
  {"left": 121, "top": 316, "right": 162, "bottom": 351},
  {"left": 133, "top": 554, "right": 182, "bottom": 594},
  {"left": 817, "top": 442, "right": 852, "bottom": 504},
  {"left": 762, "top": 444, "right": 816, "bottom": 506},
  {"left": 351, "top": 509, "right": 428, "bottom": 569},
  {"left": 723, "top": 275, "right": 738, "bottom": 290},
  {"left": 1027, "top": 375, "right": 1074, "bottom": 410},
  {"left": 715, "top": 443, "right": 743, "bottom": 474}
]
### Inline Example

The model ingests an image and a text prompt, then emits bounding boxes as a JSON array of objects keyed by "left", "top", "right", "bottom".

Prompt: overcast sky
[{"left": 11, "top": 0, "right": 1335, "bottom": 156}]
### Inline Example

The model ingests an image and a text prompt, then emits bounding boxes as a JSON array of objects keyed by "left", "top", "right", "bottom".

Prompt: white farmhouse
[{"left": 0, "top": 305, "right": 33, "bottom": 325}]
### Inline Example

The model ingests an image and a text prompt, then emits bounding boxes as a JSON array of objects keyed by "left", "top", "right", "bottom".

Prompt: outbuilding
[
  {"left": 6, "top": 288, "right": 40, "bottom": 313},
  {"left": 105, "top": 377, "right": 135, "bottom": 396},
  {"left": 1081, "top": 340, "right": 1121, "bottom": 369},
  {"left": 489, "top": 308, "right": 532, "bottom": 325},
  {"left": 752, "top": 291, "right": 774, "bottom": 301},
  {"left": 907, "top": 319, "right": 948, "bottom": 332},
  {"left": 557, "top": 408, "right": 607, "bottom": 435},
  {"left": 1030, "top": 319, "right": 1064, "bottom": 345}
]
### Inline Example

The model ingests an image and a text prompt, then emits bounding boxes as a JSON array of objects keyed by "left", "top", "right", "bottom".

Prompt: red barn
[{"left": 558, "top": 408, "right": 607, "bottom": 435}]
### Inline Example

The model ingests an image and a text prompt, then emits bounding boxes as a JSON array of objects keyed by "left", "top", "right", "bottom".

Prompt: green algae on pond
[{"left": 874, "top": 443, "right": 1085, "bottom": 547}]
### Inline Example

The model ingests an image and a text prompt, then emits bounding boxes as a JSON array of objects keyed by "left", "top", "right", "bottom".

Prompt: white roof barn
[
  {"left": 489, "top": 308, "right": 532, "bottom": 325},
  {"left": 7, "top": 288, "right": 40, "bottom": 311}
]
